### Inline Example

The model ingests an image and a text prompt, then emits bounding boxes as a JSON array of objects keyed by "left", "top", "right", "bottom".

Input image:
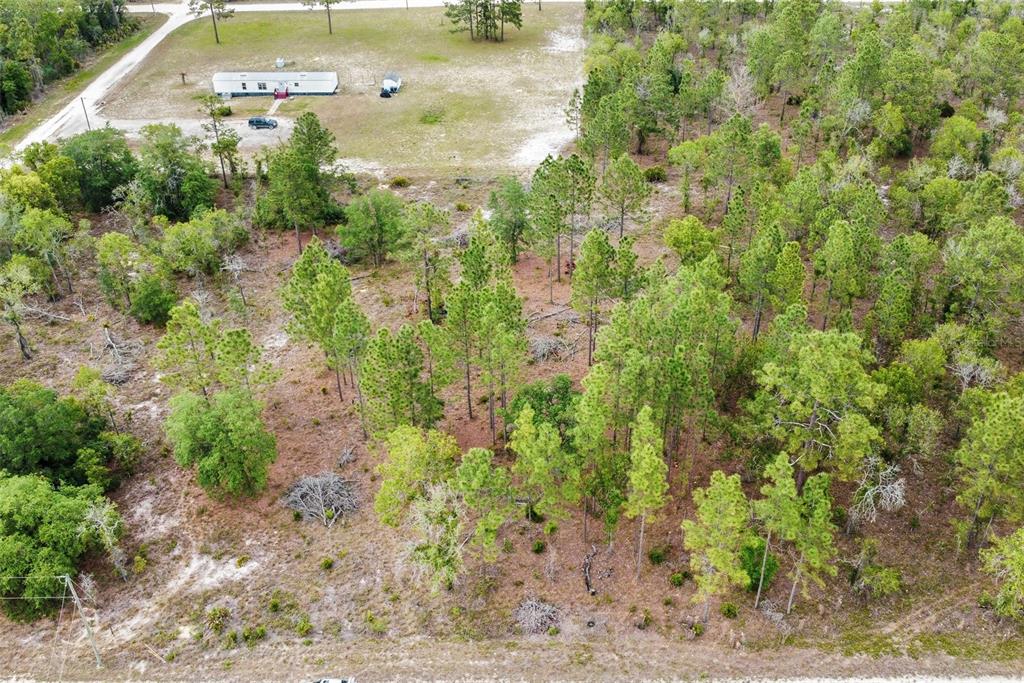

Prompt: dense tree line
[{"left": 0, "top": 0, "right": 135, "bottom": 115}]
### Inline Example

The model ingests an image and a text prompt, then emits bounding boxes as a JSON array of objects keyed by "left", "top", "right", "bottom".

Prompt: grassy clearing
[
  {"left": 101, "top": 6, "right": 583, "bottom": 174},
  {"left": 0, "top": 14, "right": 165, "bottom": 155}
]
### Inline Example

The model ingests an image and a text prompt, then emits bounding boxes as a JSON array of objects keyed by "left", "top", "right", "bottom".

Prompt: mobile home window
[
  {"left": 241, "top": 82, "right": 247, "bottom": 91},
  {"left": 257, "top": 82, "right": 267, "bottom": 91},
  {"left": 294, "top": 82, "right": 300, "bottom": 87}
]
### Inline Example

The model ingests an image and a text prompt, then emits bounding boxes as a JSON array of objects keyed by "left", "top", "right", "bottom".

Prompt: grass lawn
[
  {"left": 101, "top": 6, "right": 584, "bottom": 174},
  {"left": 0, "top": 14, "right": 165, "bottom": 156}
]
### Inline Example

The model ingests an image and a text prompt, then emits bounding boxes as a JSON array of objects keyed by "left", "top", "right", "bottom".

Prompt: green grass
[
  {"left": 102, "top": 6, "right": 583, "bottom": 173},
  {"left": 0, "top": 14, "right": 165, "bottom": 155}
]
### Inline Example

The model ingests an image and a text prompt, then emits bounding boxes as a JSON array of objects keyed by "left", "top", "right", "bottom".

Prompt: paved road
[{"left": 11, "top": 0, "right": 581, "bottom": 156}]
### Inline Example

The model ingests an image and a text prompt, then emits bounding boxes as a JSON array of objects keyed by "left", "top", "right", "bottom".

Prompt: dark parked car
[{"left": 248, "top": 116, "right": 278, "bottom": 129}]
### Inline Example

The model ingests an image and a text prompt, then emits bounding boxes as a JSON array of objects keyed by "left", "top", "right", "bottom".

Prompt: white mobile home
[{"left": 211, "top": 71, "right": 339, "bottom": 97}]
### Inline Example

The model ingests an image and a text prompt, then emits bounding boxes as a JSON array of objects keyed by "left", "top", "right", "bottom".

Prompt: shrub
[
  {"left": 213, "top": 105, "right": 232, "bottom": 118},
  {"left": 206, "top": 606, "right": 230, "bottom": 634},
  {"left": 740, "top": 538, "right": 779, "bottom": 593},
  {"left": 390, "top": 176, "right": 410, "bottom": 188},
  {"left": 691, "top": 622, "right": 705, "bottom": 637},
  {"left": 455, "top": 202, "right": 471, "bottom": 212},
  {"left": 532, "top": 539, "right": 546, "bottom": 554},
  {"left": 643, "top": 165, "right": 667, "bottom": 183},
  {"left": 364, "top": 611, "right": 388, "bottom": 635},
  {"left": 647, "top": 545, "right": 669, "bottom": 565},
  {"left": 241, "top": 624, "right": 266, "bottom": 646},
  {"left": 669, "top": 572, "right": 686, "bottom": 587},
  {"left": 858, "top": 565, "right": 902, "bottom": 599},
  {"left": 222, "top": 630, "right": 239, "bottom": 648},
  {"left": 164, "top": 390, "right": 277, "bottom": 499},
  {"left": 320, "top": 557, "right": 334, "bottom": 570},
  {"left": 295, "top": 614, "right": 313, "bottom": 636},
  {"left": 129, "top": 274, "right": 177, "bottom": 325},
  {"left": 720, "top": 602, "right": 738, "bottom": 619}
]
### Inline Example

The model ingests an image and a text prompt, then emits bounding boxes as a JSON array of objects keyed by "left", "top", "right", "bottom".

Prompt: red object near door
[{"left": 274, "top": 88, "right": 288, "bottom": 100}]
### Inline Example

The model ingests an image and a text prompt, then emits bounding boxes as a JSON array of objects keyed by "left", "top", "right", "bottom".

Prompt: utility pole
[
  {"left": 80, "top": 98, "right": 91, "bottom": 131},
  {"left": 63, "top": 576, "right": 101, "bottom": 669}
]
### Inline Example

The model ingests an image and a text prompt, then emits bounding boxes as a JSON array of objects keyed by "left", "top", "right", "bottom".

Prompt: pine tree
[
  {"left": 623, "top": 406, "right": 669, "bottom": 577},
  {"left": 955, "top": 392, "right": 1024, "bottom": 548},
  {"left": 599, "top": 153, "right": 650, "bottom": 239},
  {"left": 752, "top": 329, "right": 886, "bottom": 486},
  {"left": 402, "top": 201, "right": 451, "bottom": 322},
  {"left": 752, "top": 453, "right": 801, "bottom": 608},
  {"left": 613, "top": 235, "right": 643, "bottom": 301},
  {"left": 445, "top": 281, "right": 481, "bottom": 420},
  {"left": 739, "top": 220, "right": 783, "bottom": 340},
  {"left": 981, "top": 527, "right": 1024, "bottom": 620},
  {"left": 213, "top": 328, "right": 278, "bottom": 398},
  {"left": 819, "top": 219, "right": 861, "bottom": 330},
  {"left": 488, "top": 177, "right": 531, "bottom": 263},
  {"left": 156, "top": 301, "right": 221, "bottom": 400},
  {"left": 719, "top": 187, "right": 748, "bottom": 278},
  {"left": 571, "top": 229, "right": 615, "bottom": 365},
  {"left": 455, "top": 447, "right": 514, "bottom": 559},
  {"left": 768, "top": 241, "right": 806, "bottom": 311},
  {"left": 530, "top": 155, "right": 572, "bottom": 288},
  {"left": 572, "top": 362, "right": 623, "bottom": 542},
  {"left": 281, "top": 237, "right": 357, "bottom": 400},
  {"left": 510, "top": 404, "right": 580, "bottom": 521},
  {"left": 682, "top": 471, "right": 752, "bottom": 621},
  {"left": 360, "top": 325, "right": 443, "bottom": 437},
  {"left": 477, "top": 281, "right": 528, "bottom": 442},
  {"left": 786, "top": 473, "right": 837, "bottom": 614}
]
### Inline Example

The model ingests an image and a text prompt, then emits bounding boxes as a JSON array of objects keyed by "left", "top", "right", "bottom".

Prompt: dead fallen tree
[
  {"left": 514, "top": 598, "right": 560, "bottom": 635},
  {"left": 93, "top": 325, "right": 143, "bottom": 385},
  {"left": 283, "top": 473, "right": 359, "bottom": 527},
  {"left": 528, "top": 333, "right": 567, "bottom": 362}
]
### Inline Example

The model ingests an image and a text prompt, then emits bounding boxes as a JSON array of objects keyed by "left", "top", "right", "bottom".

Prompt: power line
[{"left": 0, "top": 575, "right": 102, "bottom": 671}]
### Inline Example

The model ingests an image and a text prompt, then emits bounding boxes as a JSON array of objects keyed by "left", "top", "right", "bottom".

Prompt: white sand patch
[
  {"left": 544, "top": 27, "right": 584, "bottom": 53},
  {"left": 263, "top": 330, "right": 289, "bottom": 350},
  {"left": 109, "top": 554, "right": 259, "bottom": 643},
  {"left": 125, "top": 493, "right": 181, "bottom": 541},
  {"left": 513, "top": 128, "right": 575, "bottom": 166},
  {"left": 133, "top": 397, "right": 165, "bottom": 422},
  {"left": 339, "top": 157, "right": 388, "bottom": 177},
  {"left": 165, "top": 554, "right": 261, "bottom": 594}
]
